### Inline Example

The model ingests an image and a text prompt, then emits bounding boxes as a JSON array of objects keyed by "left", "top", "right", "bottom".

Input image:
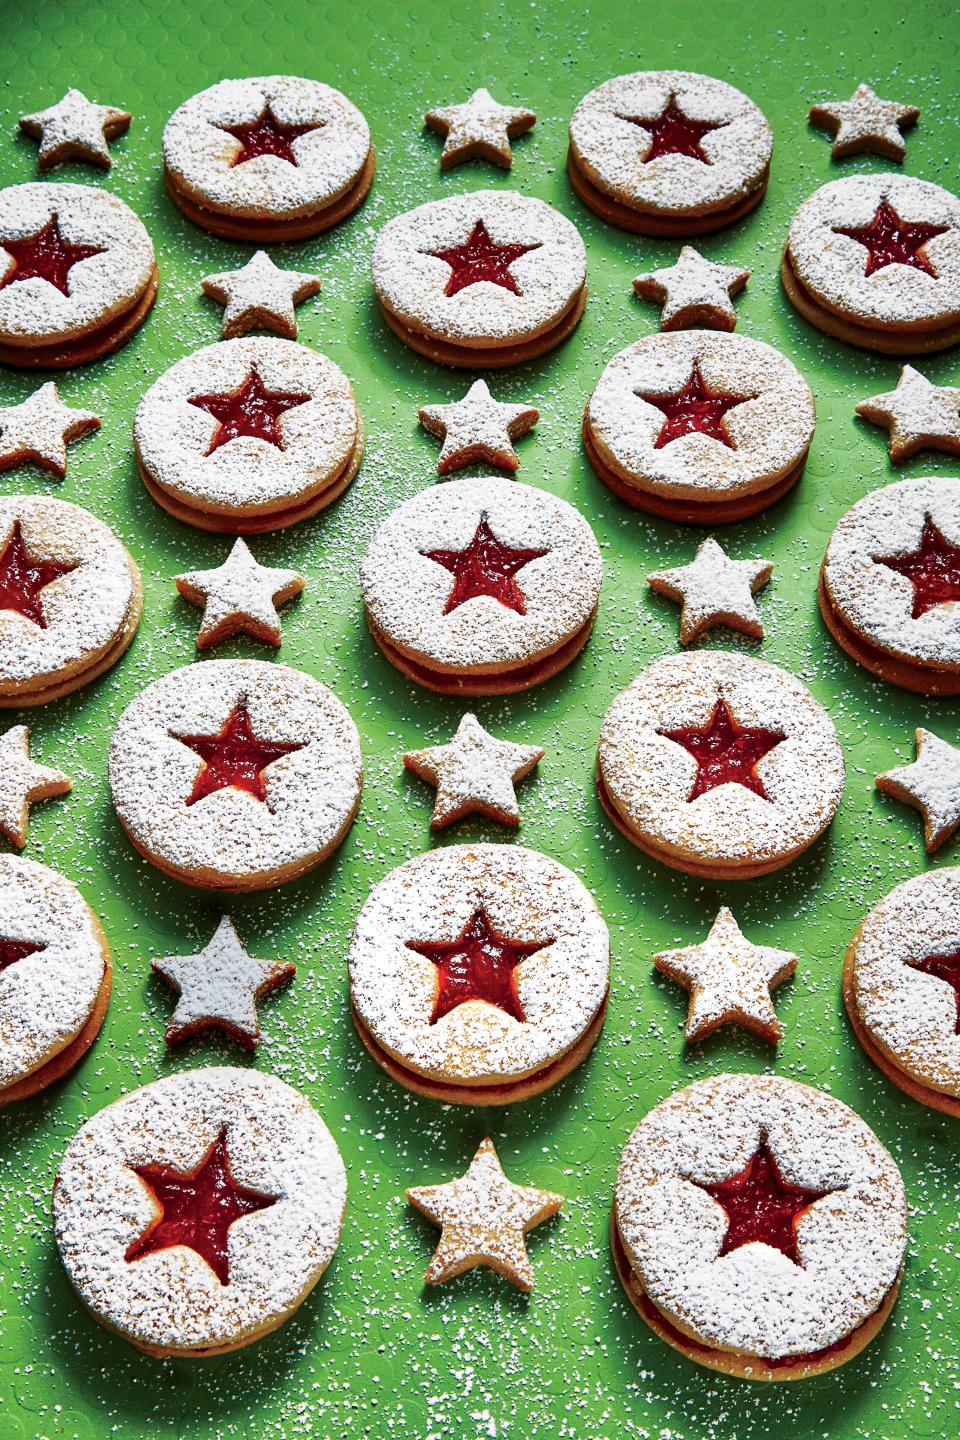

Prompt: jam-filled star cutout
[
  {"left": 406, "top": 908, "right": 551, "bottom": 1025},
  {"left": 833, "top": 201, "right": 948, "bottom": 278},
  {"left": 125, "top": 1129, "right": 278, "bottom": 1285},
  {"left": 424, "top": 219, "right": 541, "bottom": 298},
  {"left": 875, "top": 517, "right": 960, "bottom": 618},
  {"left": 617, "top": 99, "right": 725, "bottom": 163},
  {"left": 422, "top": 514, "right": 548, "bottom": 616},
  {"left": 217, "top": 107, "right": 322, "bottom": 167},
  {"left": 0, "top": 937, "right": 45, "bottom": 973},
  {"left": 0, "top": 215, "right": 105, "bottom": 296},
  {"left": 694, "top": 1141, "right": 834, "bottom": 1265},
  {"left": 0, "top": 521, "right": 78, "bottom": 629},
  {"left": 636, "top": 362, "right": 757, "bottom": 450},
  {"left": 188, "top": 368, "right": 311, "bottom": 456},
  {"left": 658, "top": 697, "right": 786, "bottom": 802},
  {"left": 907, "top": 948, "right": 960, "bottom": 1032},
  {"left": 173, "top": 703, "right": 306, "bottom": 807}
]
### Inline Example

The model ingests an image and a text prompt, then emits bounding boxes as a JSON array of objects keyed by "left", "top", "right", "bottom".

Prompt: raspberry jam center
[
  {"left": 0, "top": 521, "right": 78, "bottom": 629},
  {"left": 424, "top": 219, "right": 541, "bottom": 298},
  {"left": 0, "top": 215, "right": 105, "bottom": 296},
  {"left": 406, "top": 908, "right": 550, "bottom": 1024},
  {"left": 217, "top": 108, "right": 321, "bottom": 166},
  {"left": 173, "top": 703, "right": 306, "bottom": 807},
  {"left": 421, "top": 514, "right": 549, "bottom": 616},
  {"left": 833, "top": 201, "right": 948, "bottom": 278},
  {"left": 876, "top": 517, "right": 960, "bottom": 618},
  {"left": 658, "top": 697, "right": 786, "bottom": 801},
  {"left": 908, "top": 947, "right": 960, "bottom": 1032},
  {"left": 636, "top": 363, "right": 757, "bottom": 450},
  {"left": 698, "top": 1143, "right": 833, "bottom": 1264},
  {"left": 617, "top": 100, "right": 724, "bottom": 162},
  {"left": 0, "top": 938, "right": 44, "bottom": 973},
  {"left": 188, "top": 367, "right": 311, "bottom": 456}
]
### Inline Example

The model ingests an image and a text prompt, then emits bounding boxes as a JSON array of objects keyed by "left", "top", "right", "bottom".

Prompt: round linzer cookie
[
  {"left": 371, "top": 190, "right": 587, "bottom": 367},
  {"left": 612, "top": 1074, "right": 907, "bottom": 1380},
  {"left": 348, "top": 843, "right": 609, "bottom": 1106},
  {"left": 53, "top": 1067, "right": 347, "bottom": 1356},
  {"left": 0, "top": 182, "right": 156, "bottom": 368},
  {"left": 134, "top": 337, "right": 363, "bottom": 533},
  {"left": 583, "top": 331, "right": 815, "bottom": 523},
  {"left": 0, "top": 855, "right": 110, "bottom": 1105},
  {"left": 0, "top": 495, "right": 141, "bottom": 707},
  {"left": 820, "top": 475, "right": 960, "bottom": 696},
  {"left": 597, "top": 652, "right": 844, "bottom": 879},
  {"left": 360, "top": 476, "right": 602, "bottom": 696},
  {"left": 568, "top": 71, "right": 772, "bottom": 237},
  {"left": 783, "top": 174, "right": 960, "bottom": 354},
  {"left": 163, "top": 76, "right": 373, "bottom": 241},
  {"left": 108, "top": 659, "right": 362, "bottom": 891}
]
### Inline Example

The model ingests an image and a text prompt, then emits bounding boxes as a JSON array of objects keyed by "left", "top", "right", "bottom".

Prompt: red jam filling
[
  {"left": 188, "top": 367, "right": 311, "bottom": 456},
  {"left": 0, "top": 215, "right": 105, "bottom": 296},
  {"left": 424, "top": 219, "right": 541, "bottom": 298},
  {"left": 0, "top": 521, "right": 78, "bottom": 629},
  {"left": 406, "top": 908, "right": 550, "bottom": 1024},
  {"left": 698, "top": 1143, "right": 833, "bottom": 1265},
  {"left": 125, "top": 1130, "right": 277, "bottom": 1286},
  {"left": 0, "top": 938, "right": 45, "bottom": 973},
  {"left": 908, "top": 947, "right": 960, "bottom": 1031},
  {"left": 636, "top": 363, "right": 756, "bottom": 450},
  {"left": 657, "top": 698, "right": 786, "bottom": 802},
  {"left": 875, "top": 517, "right": 960, "bottom": 618},
  {"left": 217, "top": 108, "right": 321, "bottom": 167},
  {"left": 833, "top": 201, "right": 948, "bottom": 278},
  {"left": 173, "top": 703, "right": 306, "bottom": 807},
  {"left": 421, "top": 514, "right": 549, "bottom": 616},
  {"left": 617, "top": 100, "right": 724, "bottom": 163}
]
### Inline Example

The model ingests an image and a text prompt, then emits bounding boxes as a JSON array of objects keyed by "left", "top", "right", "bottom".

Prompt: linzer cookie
[
  {"left": 360, "top": 476, "right": 602, "bottom": 695},
  {"left": 348, "top": 843, "right": 609, "bottom": 1105},
  {"left": 0, "top": 183, "right": 156, "bottom": 367},
  {"left": 597, "top": 652, "right": 844, "bottom": 879},
  {"left": 783, "top": 174, "right": 960, "bottom": 354},
  {"left": 819, "top": 475, "right": 960, "bottom": 695},
  {"left": 584, "top": 331, "right": 815, "bottom": 523},
  {"left": 612, "top": 1074, "right": 907, "bottom": 1380},
  {"left": 163, "top": 76, "right": 373, "bottom": 241},
  {"left": 0, "top": 495, "right": 141, "bottom": 707},
  {"left": 53, "top": 1067, "right": 347, "bottom": 1356},
  {"left": 568, "top": 71, "right": 772, "bottom": 236},
  {"left": 134, "top": 337, "right": 363, "bottom": 533},
  {"left": 0, "top": 855, "right": 110, "bottom": 1105},
  {"left": 371, "top": 190, "right": 586, "bottom": 367},
  {"left": 108, "top": 659, "right": 362, "bottom": 892}
]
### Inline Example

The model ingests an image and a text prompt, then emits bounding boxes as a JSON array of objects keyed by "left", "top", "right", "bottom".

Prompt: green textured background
[{"left": 1, "top": 1, "right": 959, "bottom": 1436}]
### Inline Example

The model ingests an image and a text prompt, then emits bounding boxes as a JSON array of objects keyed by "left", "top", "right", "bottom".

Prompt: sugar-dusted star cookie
[
  {"left": 0, "top": 724, "right": 71, "bottom": 849},
  {"left": 648, "top": 536, "right": 773, "bottom": 645},
  {"left": 200, "top": 250, "right": 322, "bottom": 340},
  {"left": 809, "top": 83, "right": 919, "bottom": 162},
  {"left": 856, "top": 365, "right": 960, "bottom": 463},
  {"left": 175, "top": 537, "right": 305, "bottom": 650},
  {"left": 407, "top": 1138, "right": 562, "bottom": 1290},
  {"left": 633, "top": 246, "right": 749, "bottom": 332},
  {"left": 403, "top": 712, "right": 543, "bottom": 829},
  {"left": 653, "top": 906, "right": 797, "bottom": 1044},
  {"left": 876, "top": 727, "right": 960, "bottom": 853},
  {"left": 19, "top": 88, "right": 131, "bottom": 170},
  {"left": 425, "top": 88, "right": 536, "bottom": 170},
  {"left": 0, "top": 383, "right": 100, "bottom": 480},
  {"left": 418, "top": 379, "right": 539, "bottom": 476},
  {"left": 152, "top": 914, "right": 295, "bottom": 1050}
]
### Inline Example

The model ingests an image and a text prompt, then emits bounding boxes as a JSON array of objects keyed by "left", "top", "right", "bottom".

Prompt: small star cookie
[
  {"left": 419, "top": 379, "right": 539, "bottom": 475},
  {"left": 403, "top": 712, "right": 543, "bottom": 829},
  {"left": 648, "top": 536, "right": 773, "bottom": 645},
  {"left": 653, "top": 906, "right": 797, "bottom": 1044},
  {"left": 876, "top": 727, "right": 960, "bottom": 853},
  {"left": 809, "top": 83, "right": 919, "bottom": 162},
  {"left": 175, "top": 538, "right": 305, "bottom": 650},
  {"left": 201, "top": 251, "right": 321, "bottom": 340},
  {"left": 0, "top": 383, "right": 100, "bottom": 479},
  {"left": 425, "top": 88, "right": 536, "bottom": 170},
  {"left": 407, "top": 1138, "right": 562, "bottom": 1291},
  {"left": 0, "top": 725, "right": 71, "bottom": 849},
  {"left": 856, "top": 365, "right": 960, "bottom": 463},
  {"left": 633, "top": 246, "right": 749, "bottom": 331},
  {"left": 19, "top": 88, "right": 131, "bottom": 170}
]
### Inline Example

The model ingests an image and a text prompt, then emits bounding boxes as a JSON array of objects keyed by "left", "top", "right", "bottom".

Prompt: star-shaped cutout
[
  {"left": 419, "top": 379, "right": 539, "bottom": 475},
  {"left": 19, "top": 88, "right": 131, "bottom": 170},
  {"left": 201, "top": 251, "right": 321, "bottom": 340},
  {"left": 907, "top": 947, "right": 960, "bottom": 1031},
  {"left": 152, "top": 914, "right": 295, "bottom": 1049},
  {"left": 692, "top": 1141, "right": 834, "bottom": 1264},
  {"left": 658, "top": 697, "right": 786, "bottom": 802},
  {"left": 0, "top": 724, "right": 71, "bottom": 849},
  {"left": 618, "top": 99, "right": 726, "bottom": 162},
  {"left": 172, "top": 703, "right": 306, "bottom": 807},
  {"left": 648, "top": 537, "right": 773, "bottom": 646},
  {"left": 217, "top": 107, "right": 321, "bottom": 166},
  {"left": 876, "top": 727, "right": 960, "bottom": 853},
  {"left": 833, "top": 201, "right": 948, "bottom": 278},
  {"left": 856, "top": 365, "right": 960, "bottom": 463},
  {"left": 125, "top": 1128, "right": 278, "bottom": 1285},
  {"left": 175, "top": 538, "right": 305, "bottom": 650},
  {"left": 809, "top": 83, "right": 919, "bottom": 162},
  {"left": 0, "top": 215, "right": 105, "bottom": 297},
  {"left": 403, "top": 712, "right": 543, "bottom": 829},
  {"left": 636, "top": 362, "right": 757, "bottom": 450},
  {"left": 654, "top": 906, "right": 797, "bottom": 1044},
  {"left": 406, "top": 907, "right": 551, "bottom": 1024},
  {"left": 875, "top": 516, "right": 960, "bottom": 617},
  {"left": 425, "top": 88, "right": 536, "bottom": 170},
  {"left": 0, "top": 934, "right": 45, "bottom": 973},
  {"left": 422, "top": 514, "right": 548, "bottom": 616},
  {"left": 633, "top": 246, "right": 749, "bottom": 332},
  {"left": 0, "top": 520, "right": 78, "bottom": 629},
  {"left": 407, "top": 1138, "right": 563, "bottom": 1291},
  {"left": 0, "top": 383, "right": 100, "bottom": 480},
  {"left": 424, "top": 219, "right": 541, "bottom": 298},
  {"left": 187, "top": 368, "right": 312, "bottom": 456}
]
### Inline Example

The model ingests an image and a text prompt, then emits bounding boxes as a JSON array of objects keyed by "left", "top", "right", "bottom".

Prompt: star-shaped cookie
[
  {"left": 876, "top": 727, "right": 960, "bottom": 853},
  {"left": 633, "top": 246, "right": 749, "bottom": 331},
  {"left": 152, "top": 915, "right": 295, "bottom": 1050},
  {"left": 809, "top": 83, "right": 919, "bottom": 162},
  {"left": 648, "top": 536, "right": 773, "bottom": 645},
  {"left": 419, "top": 379, "right": 539, "bottom": 475},
  {"left": 403, "top": 712, "right": 543, "bottom": 829},
  {"left": 0, "top": 725, "right": 71, "bottom": 849},
  {"left": 201, "top": 250, "right": 321, "bottom": 339},
  {"left": 407, "top": 1138, "right": 562, "bottom": 1291},
  {"left": 0, "top": 383, "right": 100, "bottom": 479},
  {"left": 175, "top": 538, "right": 305, "bottom": 650},
  {"left": 855, "top": 365, "right": 960, "bottom": 463},
  {"left": 19, "top": 88, "right": 131, "bottom": 170},
  {"left": 654, "top": 907, "right": 797, "bottom": 1045},
  {"left": 425, "top": 88, "right": 536, "bottom": 170}
]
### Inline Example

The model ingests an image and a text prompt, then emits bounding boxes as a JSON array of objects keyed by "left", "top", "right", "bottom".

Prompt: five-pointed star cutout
[
  {"left": 648, "top": 537, "right": 773, "bottom": 645},
  {"left": 833, "top": 201, "right": 948, "bottom": 278},
  {"left": 0, "top": 520, "right": 78, "bottom": 628},
  {"left": 406, "top": 908, "right": 550, "bottom": 1024},
  {"left": 217, "top": 108, "right": 320, "bottom": 166},
  {"left": 0, "top": 215, "right": 104, "bottom": 296},
  {"left": 0, "top": 724, "right": 71, "bottom": 849},
  {"left": 636, "top": 362, "right": 757, "bottom": 450},
  {"left": 0, "top": 383, "right": 99, "bottom": 479},
  {"left": 425, "top": 88, "right": 536, "bottom": 170},
  {"left": 875, "top": 516, "right": 960, "bottom": 617},
  {"left": 693, "top": 1141, "right": 834, "bottom": 1264},
  {"left": 658, "top": 698, "right": 786, "bottom": 802},
  {"left": 856, "top": 365, "right": 960, "bottom": 463},
  {"left": 175, "top": 537, "right": 304, "bottom": 650},
  {"left": 907, "top": 947, "right": 960, "bottom": 1031},
  {"left": 201, "top": 250, "right": 321, "bottom": 340},
  {"left": 188, "top": 368, "right": 311, "bottom": 456},
  {"left": 173, "top": 704, "right": 306, "bottom": 807},
  {"left": 152, "top": 914, "right": 295, "bottom": 1049},
  {"left": 0, "top": 934, "right": 45, "bottom": 973},
  {"left": 618, "top": 99, "right": 725, "bottom": 162},
  {"left": 654, "top": 906, "right": 797, "bottom": 1044},
  {"left": 419, "top": 379, "right": 539, "bottom": 475},
  {"left": 424, "top": 219, "right": 541, "bottom": 298},
  {"left": 633, "top": 246, "right": 750, "bottom": 332},
  {"left": 809, "top": 83, "right": 919, "bottom": 162},
  {"left": 407, "top": 1138, "right": 563, "bottom": 1291},
  {"left": 19, "top": 88, "right": 131, "bottom": 170},
  {"left": 422, "top": 515, "right": 548, "bottom": 615},
  {"left": 403, "top": 712, "right": 543, "bottom": 829},
  {"left": 876, "top": 727, "right": 960, "bottom": 853}
]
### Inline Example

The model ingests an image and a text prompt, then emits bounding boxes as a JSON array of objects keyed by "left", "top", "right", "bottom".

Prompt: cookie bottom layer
[
  {"left": 818, "top": 571, "right": 960, "bottom": 696},
  {"left": 781, "top": 252, "right": 960, "bottom": 355},
  {"left": 377, "top": 287, "right": 586, "bottom": 369},
  {"left": 0, "top": 942, "right": 111, "bottom": 1106},
  {"left": 567, "top": 150, "right": 767, "bottom": 236},
  {"left": 0, "top": 581, "right": 143, "bottom": 708},
  {"left": 0, "top": 267, "right": 159, "bottom": 369}
]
